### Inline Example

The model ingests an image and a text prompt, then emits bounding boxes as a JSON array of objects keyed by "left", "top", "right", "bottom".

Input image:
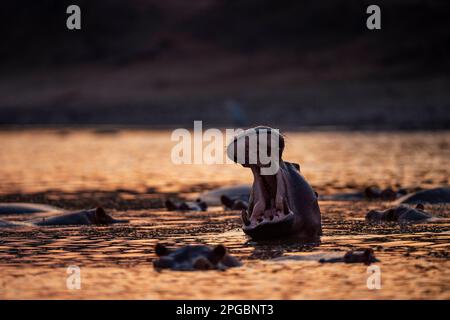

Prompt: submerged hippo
[
  {"left": 0, "top": 203, "right": 127, "bottom": 226},
  {"left": 220, "top": 195, "right": 249, "bottom": 210},
  {"left": 396, "top": 187, "right": 450, "bottom": 204},
  {"left": 273, "top": 248, "right": 379, "bottom": 265},
  {"left": 226, "top": 126, "right": 322, "bottom": 240},
  {"left": 366, "top": 204, "right": 432, "bottom": 223},
  {"left": 200, "top": 185, "right": 251, "bottom": 207},
  {"left": 319, "top": 249, "right": 379, "bottom": 265},
  {"left": 153, "top": 243, "right": 241, "bottom": 271},
  {"left": 165, "top": 199, "right": 207, "bottom": 211},
  {"left": 34, "top": 207, "right": 127, "bottom": 226}
]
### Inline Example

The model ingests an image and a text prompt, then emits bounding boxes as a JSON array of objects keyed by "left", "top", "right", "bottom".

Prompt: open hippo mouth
[
  {"left": 227, "top": 126, "right": 322, "bottom": 240},
  {"left": 242, "top": 164, "right": 295, "bottom": 239}
]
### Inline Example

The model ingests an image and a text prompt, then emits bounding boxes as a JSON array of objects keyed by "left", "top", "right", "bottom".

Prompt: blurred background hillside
[{"left": 0, "top": 0, "right": 449, "bottom": 129}]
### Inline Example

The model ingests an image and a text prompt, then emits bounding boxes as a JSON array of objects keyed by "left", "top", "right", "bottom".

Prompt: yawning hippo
[
  {"left": 226, "top": 126, "right": 322, "bottom": 240},
  {"left": 0, "top": 204, "right": 127, "bottom": 226},
  {"left": 153, "top": 243, "right": 241, "bottom": 271},
  {"left": 366, "top": 204, "right": 432, "bottom": 223}
]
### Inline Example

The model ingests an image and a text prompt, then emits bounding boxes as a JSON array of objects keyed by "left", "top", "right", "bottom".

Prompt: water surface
[{"left": 0, "top": 130, "right": 448, "bottom": 299}]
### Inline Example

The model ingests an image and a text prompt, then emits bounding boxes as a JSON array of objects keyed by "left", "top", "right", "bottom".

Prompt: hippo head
[
  {"left": 226, "top": 126, "right": 322, "bottom": 240},
  {"left": 153, "top": 243, "right": 241, "bottom": 271},
  {"left": 87, "top": 207, "right": 127, "bottom": 225},
  {"left": 366, "top": 204, "right": 430, "bottom": 223}
]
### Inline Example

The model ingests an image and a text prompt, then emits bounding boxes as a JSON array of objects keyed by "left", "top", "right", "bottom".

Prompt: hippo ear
[
  {"left": 155, "top": 243, "right": 169, "bottom": 256},
  {"left": 416, "top": 203, "right": 425, "bottom": 210},
  {"left": 213, "top": 245, "right": 227, "bottom": 260},
  {"left": 96, "top": 207, "right": 107, "bottom": 218},
  {"left": 220, "top": 195, "right": 234, "bottom": 209},
  {"left": 165, "top": 199, "right": 177, "bottom": 211}
]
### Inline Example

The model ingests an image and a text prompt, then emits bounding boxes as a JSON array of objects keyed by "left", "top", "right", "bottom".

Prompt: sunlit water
[{"left": 0, "top": 130, "right": 449, "bottom": 299}]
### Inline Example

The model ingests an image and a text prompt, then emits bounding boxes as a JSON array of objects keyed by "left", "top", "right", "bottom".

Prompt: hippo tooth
[
  {"left": 250, "top": 166, "right": 269, "bottom": 220},
  {"left": 275, "top": 167, "right": 287, "bottom": 212}
]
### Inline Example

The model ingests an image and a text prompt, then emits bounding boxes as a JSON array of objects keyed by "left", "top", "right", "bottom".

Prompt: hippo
[
  {"left": 33, "top": 207, "right": 127, "bottom": 226},
  {"left": 165, "top": 199, "right": 207, "bottom": 211},
  {"left": 226, "top": 126, "right": 322, "bottom": 240},
  {"left": 200, "top": 185, "right": 251, "bottom": 206},
  {"left": 319, "top": 248, "right": 379, "bottom": 265},
  {"left": 273, "top": 248, "right": 379, "bottom": 265},
  {"left": 0, "top": 204, "right": 127, "bottom": 226},
  {"left": 153, "top": 243, "right": 241, "bottom": 271},
  {"left": 396, "top": 187, "right": 450, "bottom": 204},
  {"left": 366, "top": 204, "right": 432, "bottom": 223},
  {"left": 319, "top": 186, "right": 406, "bottom": 202},
  {"left": 220, "top": 195, "right": 249, "bottom": 210}
]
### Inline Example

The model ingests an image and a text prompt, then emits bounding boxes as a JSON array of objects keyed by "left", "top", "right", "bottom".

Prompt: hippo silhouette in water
[
  {"left": 366, "top": 204, "right": 432, "bottom": 223},
  {"left": 0, "top": 203, "right": 127, "bottom": 226},
  {"left": 274, "top": 248, "right": 379, "bottom": 265},
  {"left": 396, "top": 187, "right": 450, "bottom": 205},
  {"left": 226, "top": 126, "right": 322, "bottom": 240},
  {"left": 153, "top": 243, "right": 241, "bottom": 271},
  {"left": 319, "top": 248, "right": 379, "bottom": 265},
  {"left": 198, "top": 185, "right": 251, "bottom": 211},
  {"left": 164, "top": 198, "right": 208, "bottom": 211}
]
